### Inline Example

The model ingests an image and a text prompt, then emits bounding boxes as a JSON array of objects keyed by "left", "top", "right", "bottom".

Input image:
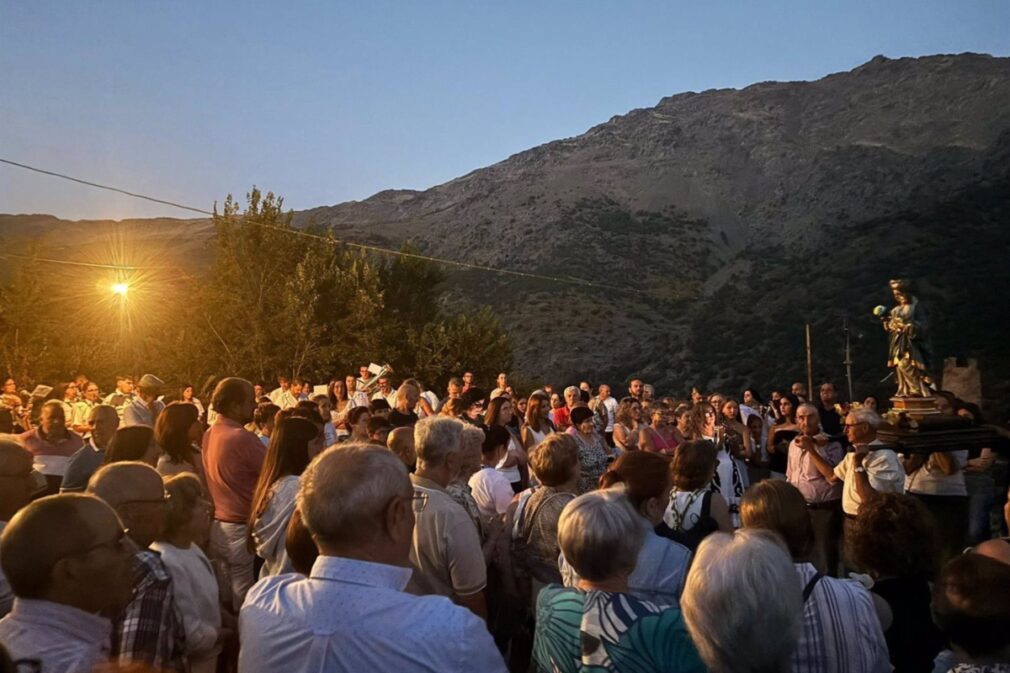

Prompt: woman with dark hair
[
  {"left": 718, "top": 399, "right": 754, "bottom": 462},
  {"left": 248, "top": 416, "right": 322, "bottom": 577},
  {"left": 563, "top": 451, "right": 691, "bottom": 606},
  {"left": 767, "top": 392, "right": 801, "bottom": 477},
  {"left": 684, "top": 404, "right": 748, "bottom": 527},
  {"left": 327, "top": 378, "right": 352, "bottom": 441},
  {"left": 844, "top": 493, "right": 944, "bottom": 673},
  {"left": 484, "top": 396, "right": 527, "bottom": 492},
  {"left": 180, "top": 384, "right": 206, "bottom": 422},
  {"left": 155, "top": 402, "right": 208, "bottom": 490},
  {"left": 566, "top": 406, "right": 611, "bottom": 495},
  {"left": 862, "top": 395, "right": 881, "bottom": 413},
  {"left": 347, "top": 406, "right": 371, "bottom": 443},
  {"left": 639, "top": 405, "right": 677, "bottom": 454},
  {"left": 104, "top": 425, "right": 160, "bottom": 466},
  {"left": 662, "top": 440, "right": 733, "bottom": 548}
]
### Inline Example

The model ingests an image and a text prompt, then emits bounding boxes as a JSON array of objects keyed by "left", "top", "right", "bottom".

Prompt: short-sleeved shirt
[
  {"left": 19, "top": 429, "right": 84, "bottom": 477},
  {"left": 833, "top": 444, "right": 904, "bottom": 515},
  {"left": 202, "top": 416, "right": 267, "bottom": 523},
  {"left": 60, "top": 441, "right": 105, "bottom": 492},
  {"left": 787, "top": 437, "right": 844, "bottom": 504},
  {"left": 905, "top": 450, "right": 968, "bottom": 496},
  {"left": 0, "top": 598, "right": 111, "bottom": 673},
  {"left": 467, "top": 466, "right": 514, "bottom": 518},
  {"left": 408, "top": 475, "right": 487, "bottom": 598}
]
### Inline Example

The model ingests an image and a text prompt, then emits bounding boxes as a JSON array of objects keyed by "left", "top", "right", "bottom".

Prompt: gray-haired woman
[{"left": 532, "top": 490, "right": 704, "bottom": 673}]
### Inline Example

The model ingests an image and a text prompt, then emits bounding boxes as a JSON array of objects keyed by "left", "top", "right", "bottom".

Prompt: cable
[
  {"left": 0, "top": 251, "right": 142, "bottom": 271},
  {"left": 0, "top": 157, "right": 623, "bottom": 291}
]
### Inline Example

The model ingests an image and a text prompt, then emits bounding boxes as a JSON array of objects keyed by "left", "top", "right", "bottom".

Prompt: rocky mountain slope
[{"left": 4, "top": 53, "right": 1010, "bottom": 401}]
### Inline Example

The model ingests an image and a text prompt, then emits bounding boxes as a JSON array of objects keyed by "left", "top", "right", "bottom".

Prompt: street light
[{"left": 111, "top": 282, "right": 129, "bottom": 297}]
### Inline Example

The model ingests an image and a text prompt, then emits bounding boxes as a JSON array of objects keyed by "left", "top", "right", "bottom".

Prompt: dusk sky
[{"left": 2, "top": 1, "right": 1008, "bottom": 220}]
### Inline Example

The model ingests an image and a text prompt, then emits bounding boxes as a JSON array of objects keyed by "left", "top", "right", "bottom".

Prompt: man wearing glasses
[
  {"left": 0, "top": 492, "right": 135, "bottom": 672},
  {"left": 88, "top": 462, "right": 186, "bottom": 673}
]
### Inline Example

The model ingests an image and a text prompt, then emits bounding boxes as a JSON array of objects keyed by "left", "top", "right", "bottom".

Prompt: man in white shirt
[
  {"left": 277, "top": 378, "right": 307, "bottom": 410},
  {"left": 829, "top": 409, "right": 903, "bottom": 548},
  {"left": 268, "top": 376, "right": 290, "bottom": 406},
  {"left": 240, "top": 444, "right": 506, "bottom": 673},
  {"left": 70, "top": 382, "right": 102, "bottom": 436},
  {"left": 371, "top": 376, "right": 397, "bottom": 407},
  {"left": 103, "top": 376, "right": 136, "bottom": 420},
  {"left": 0, "top": 493, "right": 135, "bottom": 671},
  {"left": 123, "top": 374, "right": 166, "bottom": 428},
  {"left": 596, "top": 384, "right": 619, "bottom": 447}
]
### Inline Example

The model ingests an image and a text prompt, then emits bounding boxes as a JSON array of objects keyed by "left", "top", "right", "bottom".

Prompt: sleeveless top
[
  {"left": 664, "top": 488, "right": 709, "bottom": 531},
  {"left": 614, "top": 422, "right": 639, "bottom": 452},
  {"left": 643, "top": 426, "right": 675, "bottom": 454},
  {"left": 525, "top": 425, "right": 548, "bottom": 447}
]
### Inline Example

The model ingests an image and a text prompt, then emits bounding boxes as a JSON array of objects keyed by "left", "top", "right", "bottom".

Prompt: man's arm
[
  {"left": 851, "top": 453, "right": 877, "bottom": 504},
  {"left": 798, "top": 436, "right": 836, "bottom": 481},
  {"left": 455, "top": 588, "right": 488, "bottom": 621}
]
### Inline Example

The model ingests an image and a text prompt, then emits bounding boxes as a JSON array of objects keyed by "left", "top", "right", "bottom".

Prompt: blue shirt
[
  {"left": 239, "top": 555, "right": 507, "bottom": 673},
  {"left": 0, "top": 598, "right": 111, "bottom": 673}
]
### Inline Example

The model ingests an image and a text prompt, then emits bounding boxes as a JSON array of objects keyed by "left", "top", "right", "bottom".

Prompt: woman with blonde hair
[
  {"left": 612, "top": 396, "right": 642, "bottom": 453},
  {"left": 521, "top": 392, "right": 552, "bottom": 452}
]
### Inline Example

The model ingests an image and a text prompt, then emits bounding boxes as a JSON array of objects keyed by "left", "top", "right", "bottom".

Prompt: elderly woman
[
  {"left": 514, "top": 434, "right": 579, "bottom": 587},
  {"left": 565, "top": 405, "right": 611, "bottom": 494},
  {"left": 844, "top": 493, "right": 944, "bottom": 673},
  {"left": 533, "top": 490, "right": 704, "bottom": 673},
  {"left": 681, "top": 530, "right": 802, "bottom": 673},
  {"left": 562, "top": 451, "right": 691, "bottom": 606},
  {"left": 740, "top": 480, "right": 891, "bottom": 673}
]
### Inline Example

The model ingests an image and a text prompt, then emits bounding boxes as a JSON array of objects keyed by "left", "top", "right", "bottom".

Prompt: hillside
[{"left": 4, "top": 53, "right": 1010, "bottom": 401}]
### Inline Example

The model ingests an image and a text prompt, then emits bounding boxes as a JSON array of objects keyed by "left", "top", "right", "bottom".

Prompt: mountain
[{"left": 4, "top": 53, "right": 1010, "bottom": 404}]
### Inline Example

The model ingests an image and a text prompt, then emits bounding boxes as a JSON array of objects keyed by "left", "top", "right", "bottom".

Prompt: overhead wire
[{"left": 0, "top": 157, "right": 625, "bottom": 291}]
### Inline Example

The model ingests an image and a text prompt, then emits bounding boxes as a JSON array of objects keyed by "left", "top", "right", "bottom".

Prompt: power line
[
  {"left": 0, "top": 252, "right": 142, "bottom": 271},
  {"left": 0, "top": 157, "right": 623, "bottom": 291}
]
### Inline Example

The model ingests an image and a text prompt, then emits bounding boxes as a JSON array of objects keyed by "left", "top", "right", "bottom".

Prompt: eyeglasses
[
  {"left": 72, "top": 527, "right": 133, "bottom": 558},
  {"left": 843, "top": 422, "right": 868, "bottom": 428}
]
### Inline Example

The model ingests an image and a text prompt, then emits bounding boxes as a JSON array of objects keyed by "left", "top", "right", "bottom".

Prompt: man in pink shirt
[
  {"left": 787, "top": 403, "right": 844, "bottom": 576},
  {"left": 202, "top": 377, "right": 264, "bottom": 608},
  {"left": 19, "top": 400, "right": 83, "bottom": 494}
]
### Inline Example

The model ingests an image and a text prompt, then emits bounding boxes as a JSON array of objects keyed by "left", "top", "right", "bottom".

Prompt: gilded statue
[{"left": 873, "top": 278, "right": 934, "bottom": 398}]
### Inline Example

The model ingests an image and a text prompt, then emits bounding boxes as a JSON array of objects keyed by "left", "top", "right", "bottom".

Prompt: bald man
[
  {"left": 0, "top": 441, "right": 40, "bottom": 616},
  {"left": 0, "top": 494, "right": 135, "bottom": 671},
  {"left": 61, "top": 404, "right": 119, "bottom": 493},
  {"left": 88, "top": 462, "right": 186, "bottom": 672},
  {"left": 974, "top": 538, "right": 1010, "bottom": 566},
  {"left": 387, "top": 426, "right": 416, "bottom": 471},
  {"left": 203, "top": 377, "right": 264, "bottom": 608}
]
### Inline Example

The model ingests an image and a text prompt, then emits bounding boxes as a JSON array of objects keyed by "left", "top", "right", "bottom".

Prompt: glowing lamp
[{"left": 111, "top": 283, "right": 130, "bottom": 297}]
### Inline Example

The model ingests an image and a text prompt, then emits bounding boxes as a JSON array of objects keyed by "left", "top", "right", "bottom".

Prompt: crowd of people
[{"left": 0, "top": 368, "right": 1008, "bottom": 673}]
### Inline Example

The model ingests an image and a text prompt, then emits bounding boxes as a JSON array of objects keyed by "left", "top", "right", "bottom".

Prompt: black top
[
  {"left": 817, "top": 404, "right": 843, "bottom": 435},
  {"left": 388, "top": 409, "right": 419, "bottom": 428},
  {"left": 872, "top": 576, "right": 946, "bottom": 673},
  {"left": 769, "top": 428, "right": 799, "bottom": 474}
]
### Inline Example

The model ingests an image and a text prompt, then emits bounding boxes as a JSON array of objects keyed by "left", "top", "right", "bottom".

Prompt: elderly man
[
  {"left": 829, "top": 409, "right": 903, "bottom": 546},
  {"left": 409, "top": 416, "right": 487, "bottom": 619},
  {"left": 61, "top": 405, "right": 119, "bottom": 493},
  {"left": 0, "top": 494, "right": 135, "bottom": 672},
  {"left": 787, "top": 403, "right": 844, "bottom": 575},
  {"left": 123, "top": 374, "right": 166, "bottom": 428},
  {"left": 0, "top": 442, "right": 40, "bottom": 616},
  {"left": 202, "top": 378, "right": 264, "bottom": 609},
  {"left": 388, "top": 383, "right": 420, "bottom": 428},
  {"left": 70, "top": 381, "right": 102, "bottom": 435},
  {"left": 19, "top": 400, "right": 84, "bottom": 494},
  {"left": 240, "top": 444, "right": 506, "bottom": 672},
  {"left": 88, "top": 462, "right": 186, "bottom": 672},
  {"left": 387, "top": 427, "right": 416, "bottom": 472}
]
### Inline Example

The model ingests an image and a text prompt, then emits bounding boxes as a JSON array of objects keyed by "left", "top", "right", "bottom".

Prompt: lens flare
[{"left": 111, "top": 282, "right": 129, "bottom": 296}]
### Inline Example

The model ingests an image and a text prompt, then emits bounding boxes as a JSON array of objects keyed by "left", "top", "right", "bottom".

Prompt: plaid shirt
[{"left": 112, "top": 550, "right": 187, "bottom": 673}]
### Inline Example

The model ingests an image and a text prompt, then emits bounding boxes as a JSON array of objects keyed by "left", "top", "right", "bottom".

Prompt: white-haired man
[
  {"left": 787, "top": 403, "right": 844, "bottom": 575},
  {"left": 409, "top": 416, "right": 488, "bottom": 619},
  {"left": 828, "top": 409, "right": 903, "bottom": 544},
  {"left": 240, "top": 444, "right": 506, "bottom": 673}
]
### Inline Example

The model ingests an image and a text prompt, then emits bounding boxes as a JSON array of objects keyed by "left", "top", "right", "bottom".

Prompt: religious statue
[{"left": 873, "top": 278, "right": 933, "bottom": 398}]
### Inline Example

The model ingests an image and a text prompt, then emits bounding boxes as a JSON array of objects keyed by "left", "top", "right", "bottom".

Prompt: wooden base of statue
[
  {"left": 879, "top": 405, "right": 997, "bottom": 455},
  {"left": 889, "top": 396, "right": 940, "bottom": 417}
]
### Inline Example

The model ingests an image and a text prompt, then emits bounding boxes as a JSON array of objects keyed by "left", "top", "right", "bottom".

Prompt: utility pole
[
  {"left": 805, "top": 323, "right": 814, "bottom": 401},
  {"left": 843, "top": 316, "right": 855, "bottom": 403}
]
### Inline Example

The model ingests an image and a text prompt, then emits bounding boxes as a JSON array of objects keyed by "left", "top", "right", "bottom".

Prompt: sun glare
[{"left": 111, "top": 282, "right": 130, "bottom": 297}]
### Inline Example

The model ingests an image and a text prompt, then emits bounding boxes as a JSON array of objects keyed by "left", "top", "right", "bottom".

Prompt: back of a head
[
  {"left": 740, "top": 480, "right": 813, "bottom": 560},
  {"left": 682, "top": 530, "right": 802, "bottom": 673},
  {"left": 414, "top": 415, "right": 462, "bottom": 465},
  {"left": 529, "top": 433, "right": 579, "bottom": 487},
  {"left": 557, "top": 490, "right": 644, "bottom": 582},
  {"left": 599, "top": 451, "right": 670, "bottom": 511},
  {"left": 87, "top": 461, "right": 163, "bottom": 508},
  {"left": 104, "top": 425, "right": 155, "bottom": 464},
  {"left": 211, "top": 377, "right": 252, "bottom": 416},
  {"left": 162, "top": 473, "right": 204, "bottom": 539},
  {"left": 482, "top": 425, "right": 511, "bottom": 455},
  {"left": 932, "top": 553, "right": 1010, "bottom": 661},
  {"left": 297, "top": 444, "right": 409, "bottom": 548},
  {"left": 672, "top": 439, "right": 718, "bottom": 491},
  {"left": 0, "top": 494, "right": 114, "bottom": 599},
  {"left": 845, "top": 492, "right": 938, "bottom": 580}
]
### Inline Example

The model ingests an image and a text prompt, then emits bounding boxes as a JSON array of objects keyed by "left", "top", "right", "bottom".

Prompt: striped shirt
[{"left": 792, "top": 562, "right": 892, "bottom": 673}]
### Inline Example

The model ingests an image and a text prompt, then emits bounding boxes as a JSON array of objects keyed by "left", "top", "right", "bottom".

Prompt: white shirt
[
  {"left": 123, "top": 397, "right": 165, "bottom": 428},
  {"left": 600, "top": 396, "right": 618, "bottom": 432},
  {"left": 468, "top": 466, "right": 514, "bottom": 518},
  {"left": 0, "top": 598, "right": 111, "bottom": 673},
  {"left": 905, "top": 450, "right": 968, "bottom": 496},
  {"left": 240, "top": 556, "right": 507, "bottom": 673},
  {"left": 833, "top": 443, "right": 904, "bottom": 515},
  {"left": 149, "top": 542, "right": 221, "bottom": 657},
  {"left": 371, "top": 390, "right": 397, "bottom": 407},
  {"left": 252, "top": 475, "right": 300, "bottom": 578}
]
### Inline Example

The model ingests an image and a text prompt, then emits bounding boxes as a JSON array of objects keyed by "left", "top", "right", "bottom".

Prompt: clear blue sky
[{"left": 2, "top": 0, "right": 1008, "bottom": 220}]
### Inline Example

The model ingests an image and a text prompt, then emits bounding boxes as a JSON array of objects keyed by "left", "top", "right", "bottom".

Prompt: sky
[{"left": 2, "top": 1, "right": 1008, "bottom": 220}]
